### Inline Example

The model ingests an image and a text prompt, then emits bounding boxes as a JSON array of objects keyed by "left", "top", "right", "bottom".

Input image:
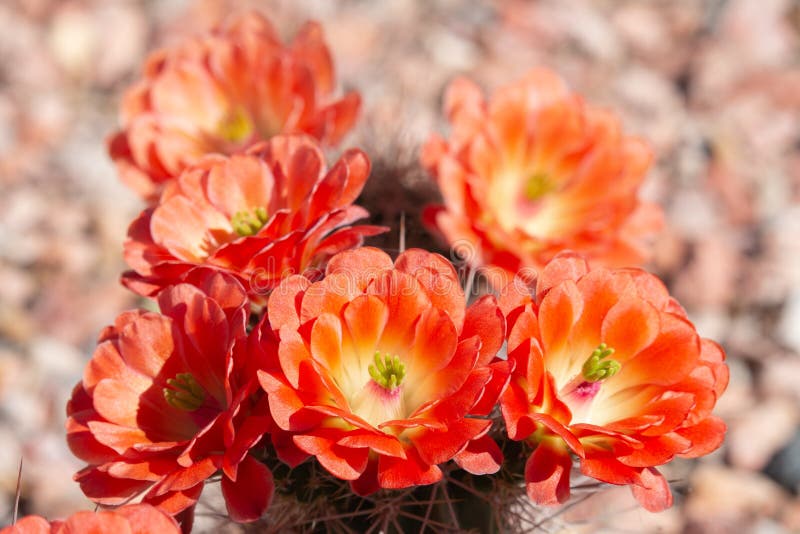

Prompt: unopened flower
[
  {"left": 1, "top": 504, "right": 180, "bottom": 534},
  {"left": 122, "top": 135, "right": 385, "bottom": 305},
  {"left": 109, "top": 12, "right": 360, "bottom": 200},
  {"left": 257, "top": 248, "right": 511, "bottom": 494},
  {"left": 67, "top": 271, "right": 273, "bottom": 523},
  {"left": 499, "top": 252, "right": 728, "bottom": 511},
  {"left": 422, "top": 69, "right": 662, "bottom": 286}
]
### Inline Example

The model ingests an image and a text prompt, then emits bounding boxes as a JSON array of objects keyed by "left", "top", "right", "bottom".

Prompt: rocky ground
[{"left": 1, "top": 0, "right": 799, "bottom": 532}]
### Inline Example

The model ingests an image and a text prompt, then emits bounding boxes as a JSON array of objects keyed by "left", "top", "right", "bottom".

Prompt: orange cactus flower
[
  {"left": 422, "top": 69, "right": 663, "bottom": 286},
  {"left": 66, "top": 271, "right": 274, "bottom": 523},
  {"left": 257, "top": 247, "right": 511, "bottom": 494},
  {"left": 109, "top": 12, "right": 360, "bottom": 200},
  {"left": 498, "top": 252, "right": 728, "bottom": 511},
  {"left": 2, "top": 504, "right": 180, "bottom": 534},
  {"left": 122, "top": 135, "right": 385, "bottom": 305}
]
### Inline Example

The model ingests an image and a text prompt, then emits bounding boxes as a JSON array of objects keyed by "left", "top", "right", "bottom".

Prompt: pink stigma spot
[
  {"left": 367, "top": 379, "right": 401, "bottom": 401},
  {"left": 573, "top": 380, "right": 601, "bottom": 401}
]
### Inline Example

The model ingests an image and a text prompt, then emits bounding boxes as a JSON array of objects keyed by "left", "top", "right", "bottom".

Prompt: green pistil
[
  {"left": 524, "top": 172, "right": 555, "bottom": 201},
  {"left": 581, "top": 343, "right": 621, "bottom": 382},
  {"left": 231, "top": 206, "right": 269, "bottom": 237},
  {"left": 217, "top": 107, "right": 254, "bottom": 144},
  {"left": 368, "top": 351, "right": 406, "bottom": 390},
  {"left": 163, "top": 373, "right": 206, "bottom": 411}
]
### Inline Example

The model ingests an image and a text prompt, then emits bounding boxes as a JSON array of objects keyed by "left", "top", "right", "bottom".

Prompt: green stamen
[
  {"left": 163, "top": 372, "right": 206, "bottom": 411},
  {"left": 525, "top": 172, "right": 555, "bottom": 201},
  {"left": 581, "top": 343, "right": 621, "bottom": 382},
  {"left": 231, "top": 206, "right": 269, "bottom": 237},
  {"left": 368, "top": 352, "right": 406, "bottom": 390},
  {"left": 217, "top": 107, "right": 254, "bottom": 144}
]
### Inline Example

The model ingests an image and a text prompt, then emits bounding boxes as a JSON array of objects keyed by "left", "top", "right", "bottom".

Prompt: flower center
[
  {"left": 163, "top": 373, "right": 206, "bottom": 411},
  {"left": 368, "top": 351, "right": 406, "bottom": 391},
  {"left": 231, "top": 206, "right": 269, "bottom": 237},
  {"left": 559, "top": 343, "right": 622, "bottom": 424},
  {"left": 581, "top": 343, "right": 621, "bottom": 382},
  {"left": 217, "top": 107, "right": 254, "bottom": 144},
  {"left": 524, "top": 171, "right": 555, "bottom": 201}
]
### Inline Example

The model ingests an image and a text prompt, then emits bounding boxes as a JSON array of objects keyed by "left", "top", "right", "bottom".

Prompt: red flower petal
[
  {"left": 324, "top": 247, "right": 393, "bottom": 286},
  {"left": 536, "top": 252, "right": 590, "bottom": 299},
  {"left": 612, "top": 314, "right": 700, "bottom": 389},
  {"left": 74, "top": 467, "right": 152, "bottom": 506},
  {"left": 525, "top": 439, "right": 573, "bottom": 506},
  {"left": 600, "top": 296, "right": 660, "bottom": 360},
  {"left": 116, "top": 504, "right": 182, "bottom": 534},
  {"left": 395, "top": 248, "right": 465, "bottom": 330},
  {"left": 116, "top": 313, "right": 176, "bottom": 380},
  {"left": 676, "top": 416, "right": 727, "bottom": 458},
  {"left": 206, "top": 155, "right": 273, "bottom": 218},
  {"left": 341, "top": 294, "right": 389, "bottom": 361},
  {"left": 630, "top": 467, "right": 673, "bottom": 512},
  {"left": 277, "top": 327, "right": 312, "bottom": 389},
  {"left": 310, "top": 312, "right": 345, "bottom": 378},
  {"left": 58, "top": 511, "right": 130, "bottom": 534},
  {"left": 368, "top": 271, "right": 431, "bottom": 351},
  {"left": 293, "top": 434, "right": 368, "bottom": 480},
  {"left": 150, "top": 458, "right": 218, "bottom": 496},
  {"left": 257, "top": 370, "right": 308, "bottom": 431},
  {"left": 471, "top": 359, "right": 513, "bottom": 416},
  {"left": 377, "top": 448, "right": 442, "bottom": 489},
  {"left": 337, "top": 432, "right": 406, "bottom": 459},
  {"left": 410, "top": 337, "right": 482, "bottom": 413},
  {"left": 1, "top": 516, "right": 52, "bottom": 534},
  {"left": 314, "top": 93, "right": 361, "bottom": 145},
  {"left": 461, "top": 295, "right": 505, "bottom": 366},
  {"left": 538, "top": 280, "right": 584, "bottom": 354},
  {"left": 453, "top": 434, "right": 503, "bottom": 475},
  {"left": 411, "top": 417, "right": 490, "bottom": 466},
  {"left": 350, "top": 457, "right": 380, "bottom": 496},
  {"left": 143, "top": 484, "right": 203, "bottom": 515},
  {"left": 221, "top": 455, "right": 274, "bottom": 523},
  {"left": 268, "top": 275, "right": 311, "bottom": 331},
  {"left": 408, "top": 307, "right": 459, "bottom": 378},
  {"left": 84, "top": 421, "right": 152, "bottom": 454}
]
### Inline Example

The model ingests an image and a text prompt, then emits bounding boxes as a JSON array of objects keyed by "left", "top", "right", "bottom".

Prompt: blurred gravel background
[{"left": 1, "top": 0, "right": 799, "bottom": 532}]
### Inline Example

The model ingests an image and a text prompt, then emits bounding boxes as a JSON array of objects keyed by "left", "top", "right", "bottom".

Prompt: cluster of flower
[{"left": 4, "top": 11, "right": 728, "bottom": 534}]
